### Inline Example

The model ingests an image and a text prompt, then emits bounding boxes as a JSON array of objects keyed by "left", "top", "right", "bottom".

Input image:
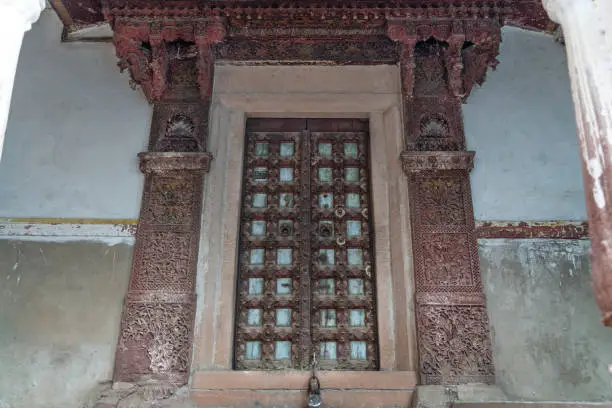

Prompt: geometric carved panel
[
  {"left": 417, "top": 304, "right": 494, "bottom": 385},
  {"left": 142, "top": 175, "right": 197, "bottom": 226},
  {"left": 131, "top": 232, "right": 194, "bottom": 292},
  {"left": 420, "top": 233, "right": 473, "bottom": 288}
]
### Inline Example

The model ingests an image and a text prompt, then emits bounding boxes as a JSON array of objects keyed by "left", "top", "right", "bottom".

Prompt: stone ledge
[
  {"left": 191, "top": 370, "right": 417, "bottom": 390},
  {"left": 191, "top": 389, "right": 414, "bottom": 408},
  {"left": 138, "top": 152, "right": 213, "bottom": 174}
]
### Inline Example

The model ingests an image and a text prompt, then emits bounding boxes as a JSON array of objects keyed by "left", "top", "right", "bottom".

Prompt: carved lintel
[
  {"left": 401, "top": 151, "right": 475, "bottom": 173},
  {"left": 195, "top": 19, "right": 227, "bottom": 99},
  {"left": 138, "top": 152, "right": 212, "bottom": 174}
]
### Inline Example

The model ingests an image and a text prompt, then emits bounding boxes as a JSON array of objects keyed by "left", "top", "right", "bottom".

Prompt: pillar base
[
  {"left": 414, "top": 384, "right": 508, "bottom": 408},
  {"left": 88, "top": 381, "right": 195, "bottom": 408}
]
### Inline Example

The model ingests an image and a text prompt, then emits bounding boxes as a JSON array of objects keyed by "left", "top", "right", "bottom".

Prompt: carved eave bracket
[
  {"left": 138, "top": 152, "right": 212, "bottom": 174},
  {"left": 387, "top": 19, "right": 501, "bottom": 100},
  {"left": 400, "top": 151, "right": 475, "bottom": 174},
  {"left": 111, "top": 17, "right": 227, "bottom": 103}
]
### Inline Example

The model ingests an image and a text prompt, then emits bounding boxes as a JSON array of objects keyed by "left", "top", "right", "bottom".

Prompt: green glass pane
[
  {"left": 275, "top": 341, "right": 291, "bottom": 360},
  {"left": 250, "top": 249, "right": 265, "bottom": 265},
  {"left": 345, "top": 167, "right": 359, "bottom": 182},
  {"left": 255, "top": 142, "right": 268, "bottom": 157},
  {"left": 247, "top": 309, "right": 262, "bottom": 326},
  {"left": 280, "top": 142, "right": 295, "bottom": 157},
  {"left": 346, "top": 193, "right": 360, "bottom": 208},
  {"left": 344, "top": 142, "right": 358, "bottom": 158},
  {"left": 277, "top": 248, "right": 292, "bottom": 265},
  {"left": 347, "top": 248, "right": 363, "bottom": 265},
  {"left": 276, "top": 308, "right": 291, "bottom": 326},
  {"left": 348, "top": 278, "right": 364, "bottom": 295},
  {"left": 251, "top": 221, "right": 266, "bottom": 236},
  {"left": 350, "top": 341, "right": 367, "bottom": 360},
  {"left": 246, "top": 341, "right": 261, "bottom": 360},
  {"left": 320, "top": 342, "right": 337, "bottom": 360},
  {"left": 277, "top": 278, "right": 292, "bottom": 295},
  {"left": 280, "top": 167, "right": 293, "bottom": 182},
  {"left": 347, "top": 220, "right": 361, "bottom": 237},
  {"left": 318, "top": 168, "right": 333, "bottom": 183},
  {"left": 248, "top": 278, "right": 264, "bottom": 295},
  {"left": 320, "top": 309, "right": 337, "bottom": 327},
  {"left": 349, "top": 309, "right": 365, "bottom": 327},
  {"left": 319, "top": 142, "right": 332, "bottom": 157},
  {"left": 252, "top": 194, "right": 267, "bottom": 208}
]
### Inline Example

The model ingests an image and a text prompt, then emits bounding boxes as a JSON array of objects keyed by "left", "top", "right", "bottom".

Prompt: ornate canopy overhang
[{"left": 47, "top": 0, "right": 553, "bottom": 102}]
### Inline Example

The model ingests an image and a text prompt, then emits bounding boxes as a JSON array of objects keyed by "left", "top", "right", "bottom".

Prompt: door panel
[{"left": 234, "top": 119, "right": 378, "bottom": 371}]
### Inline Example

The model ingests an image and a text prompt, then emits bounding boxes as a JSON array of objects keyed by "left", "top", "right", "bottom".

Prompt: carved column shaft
[
  {"left": 112, "top": 19, "right": 226, "bottom": 384},
  {"left": 542, "top": 0, "right": 612, "bottom": 326},
  {"left": 389, "top": 20, "right": 500, "bottom": 384}
]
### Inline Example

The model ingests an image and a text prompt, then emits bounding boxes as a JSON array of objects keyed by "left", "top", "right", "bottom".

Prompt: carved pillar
[
  {"left": 542, "top": 0, "right": 612, "bottom": 326},
  {"left": 388, "top": 20, "right": 500, "bottom": 384},
  {"left": 111, "top": 19, "right": 226, "bottom": 385},
  {"left": 0, "top": 0, "right": 45, "bottom": 156}
]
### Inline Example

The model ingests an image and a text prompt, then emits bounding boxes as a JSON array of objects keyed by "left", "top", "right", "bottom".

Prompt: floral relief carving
[
  {"left": 418, "top": 304, "right": 494, "bottom": 384},
  {"left": 418, "top": 178, "right": 465, "bottom": 226},
  {"left": 116, "top": 302, "right": 194, "bottom": 381},
  {"left": 421, "top": 233, "right": 473, "bottom": 287}
]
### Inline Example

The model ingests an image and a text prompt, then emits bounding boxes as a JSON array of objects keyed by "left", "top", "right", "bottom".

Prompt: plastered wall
[
  {"left": 464, "top": 27, "right": 586, "bottom": 221},
  {"left": 0, "top": 10, "right": 151, "bottom": 220}
]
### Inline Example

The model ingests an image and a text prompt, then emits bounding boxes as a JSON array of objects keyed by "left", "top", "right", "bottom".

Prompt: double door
[{"left": 234, "top": 118, "right": 378, "bottom": 371}]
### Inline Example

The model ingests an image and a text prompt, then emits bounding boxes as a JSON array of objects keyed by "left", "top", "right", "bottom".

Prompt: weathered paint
[
  {"left": 0, "top": 240, "right": 132, "bottom": 408},
  {"left": 0, "top": 218, "right": 136, "bottom": 244},
  {"left": 543, "top": 0, "right": 612, "bottom": 326},
  {"left": 479, "top": 238, "right": 612, "bottom": 401}
]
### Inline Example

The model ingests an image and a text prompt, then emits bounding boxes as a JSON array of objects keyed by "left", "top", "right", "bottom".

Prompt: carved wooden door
[{"left": 234, "top": 118, "right": 378, "bottom": 371}]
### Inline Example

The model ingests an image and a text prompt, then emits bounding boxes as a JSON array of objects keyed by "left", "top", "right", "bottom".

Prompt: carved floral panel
[{"left": 417, "top": 304, "right": 494, "bottom": 384}]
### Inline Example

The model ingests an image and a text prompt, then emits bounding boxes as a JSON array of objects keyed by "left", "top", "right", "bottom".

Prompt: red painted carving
[
  {"left": 110, "top": 17, "right": 227, "bottom": 102},
  {"left": 395, "top": 20, "right": 499, "bottom": 382},
  {"left": 475, "top": 221, "right": 590, "bottom": 240}
]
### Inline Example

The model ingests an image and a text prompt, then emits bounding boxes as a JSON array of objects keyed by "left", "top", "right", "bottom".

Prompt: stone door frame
[{"left": 190, "top": 65, "right": 418, "bottom": 405}]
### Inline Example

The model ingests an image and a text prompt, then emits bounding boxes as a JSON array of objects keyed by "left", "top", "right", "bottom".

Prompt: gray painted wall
[
  {"left": 0, "top": 240, "right": 132, "bottom": 408},
  {"left": 0, "top": 10, "right": 151, "bottom": 219},
  {"left": 464, "top": 27, "right": 586, "bottom": 221},
  {"left": 480, "top": 239, "right": 612, "bottom": 401}
]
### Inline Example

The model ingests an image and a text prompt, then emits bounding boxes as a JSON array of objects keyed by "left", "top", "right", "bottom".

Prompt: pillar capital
[
  {"left": 110, "top": 17, "right": 227, "bottom": 102},
  {"left": 385, "top": 18, "right": 502, "bottom": 100}
]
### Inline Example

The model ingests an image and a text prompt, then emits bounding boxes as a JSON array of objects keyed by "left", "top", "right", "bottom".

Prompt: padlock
[{"left": 307, "top": 375, "right": 322, "bottom": 408}]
